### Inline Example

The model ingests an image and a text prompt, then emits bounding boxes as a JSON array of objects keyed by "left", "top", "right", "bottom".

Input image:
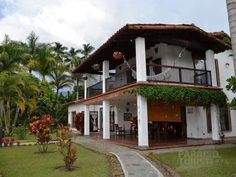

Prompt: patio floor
[{"left": 89, "top": 132, "right": 218, "bottom": 150}]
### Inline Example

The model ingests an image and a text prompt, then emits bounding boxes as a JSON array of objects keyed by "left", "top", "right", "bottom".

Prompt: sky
[{"left": 0, "top": 0, "right": 230, "bottom": 49}]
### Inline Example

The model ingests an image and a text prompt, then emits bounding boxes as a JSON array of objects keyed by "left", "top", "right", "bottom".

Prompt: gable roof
[{"left": 73, "top": 24, "right": 231, "bottom": 74}]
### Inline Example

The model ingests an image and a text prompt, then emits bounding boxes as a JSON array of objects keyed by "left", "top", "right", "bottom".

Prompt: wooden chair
[{"left": 114, "top": 124, "right": 125, "bottom": 135}]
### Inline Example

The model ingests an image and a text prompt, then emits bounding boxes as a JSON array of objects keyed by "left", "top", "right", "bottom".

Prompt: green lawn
[
  {"left": 12, "top": 132, "right": 58, "bottom": 143},
  {"left": 152, "top": 147, "right": 236, "bottom": 177},
  {"left": 0, "top": 144, "right": 110, "bottom": 177}
]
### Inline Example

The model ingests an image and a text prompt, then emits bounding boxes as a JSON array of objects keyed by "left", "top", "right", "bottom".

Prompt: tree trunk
[
  {"left": 226, "top": 0, "right": 236, "bottom": 74},
  {"left": 76, "top": 77, "right": 79, "bottom": 100},
  {"left": 0, "top": 100, "right": 5, "bottom": 127},
  {"left": 5, "top": 99, "right": 11, "bottom": 136},
  {"left": 13, "top": 106, "right": 20, "bottom": 126}
]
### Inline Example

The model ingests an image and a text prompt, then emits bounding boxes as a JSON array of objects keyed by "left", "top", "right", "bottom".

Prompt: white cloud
[{"left": 0, "top": 0, "right": 230, "bottom": 49}]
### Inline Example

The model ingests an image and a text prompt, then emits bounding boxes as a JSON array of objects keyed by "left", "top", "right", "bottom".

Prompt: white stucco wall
[
  {"left": 115, "top": 102, "right": 137, "bottom": 131},
  {"left": 216, "top": 50, "right": 236, "bottom": 138},
  {"left": 186, "top": 50, "right": 236, "bottom": 139},
  {"left": 114, "top": 43, "right": 194, "bottom": 85},
  {"left": 68, "top": 103, "right": 101, "bottom": 130},
  {"left": 186, "top": 106, "right": 212, "bottom": 139}
]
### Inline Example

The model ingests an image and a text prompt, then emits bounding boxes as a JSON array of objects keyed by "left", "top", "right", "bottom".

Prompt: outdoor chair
[{"left": 114, "top": 124, "right": 126, "bottom": 135}]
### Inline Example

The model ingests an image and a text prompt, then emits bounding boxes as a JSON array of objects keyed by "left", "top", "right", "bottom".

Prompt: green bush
[{"left": 14, "top": 126, "right": 27, "bottom": 140}]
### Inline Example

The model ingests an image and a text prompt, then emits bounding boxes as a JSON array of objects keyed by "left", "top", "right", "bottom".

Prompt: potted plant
[
  {"left": 91, "top": 64, "right": 100, "bottom": 71},
  {"left": 113, "top": 51, "right": 124, "bottom": 60}
]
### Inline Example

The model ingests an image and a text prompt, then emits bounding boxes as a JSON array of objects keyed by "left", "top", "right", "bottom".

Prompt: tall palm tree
[
  {"left": 67, "top": 47, "right": 83, "bottom": 99},
  {"left": 49, "top": 68, "right": 73, "bottom": 118},
  {"left": 24, "top": 31, "right": 39, "bottom": 73},
  {"left": 32, "top": 44, "right": 56, "bottom": 80},
  {"left": 49, "top": 69, "right": 73, "bottom": 98},
  {"left": 226, "top": 0, "right": 236, "bottom": 74},
  {"left": 79, "top": 43, "right": 94, "bottom": 60},
  {"left": 67, "top": 47, "right": 81, "bottom": 69},
  {"left": 0, "top": 35, "right": 25, "bottom": 73},
  {"left": 52, "top": 42, "right": 68, "bottom": 63}
]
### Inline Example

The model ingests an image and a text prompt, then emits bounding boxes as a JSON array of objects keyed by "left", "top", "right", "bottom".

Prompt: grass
[
  {"left": 0, "top": 144, "right": 110, "bottom": 177},
  {"left": 12, "top": 132, "right": 58, "bottom": 143},
  {"left": 151, "top": 147, "right": 236, "bottom": 177}
]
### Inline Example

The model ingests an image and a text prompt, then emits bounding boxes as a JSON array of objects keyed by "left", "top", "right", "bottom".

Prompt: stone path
[{"left": 72, "top": 136, "right": 163, "bottom": 177}]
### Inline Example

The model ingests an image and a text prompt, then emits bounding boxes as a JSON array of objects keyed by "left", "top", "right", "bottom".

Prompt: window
[
  {"left": 220, "top": 105, "right": 232, "bottom": 131},
  {"left": 206, "top": 106, "right": 212, "bottom": 132}
]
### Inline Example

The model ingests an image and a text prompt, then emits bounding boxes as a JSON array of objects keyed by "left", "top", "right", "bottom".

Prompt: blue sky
[{"left": 0, "top": 0, "right": 230, "bottom": 49}]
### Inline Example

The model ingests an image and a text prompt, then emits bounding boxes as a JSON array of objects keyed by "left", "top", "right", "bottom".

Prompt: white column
[
  {"left": 84, "top": 76, "right": 88, "bottom": 99},
  {"left": 114, "top": 106, "right": 118, "bottom": 124},
  {"left": 210, "top": 104, "right": 220, "bottom": 141},
  {"left": 137, "top": 95, "right": 149, "bottom": 147},
  {"left": 98, "top": 106, "right": 101, "bottom": 132},
  {"left": 103, "top": 100, "right": 110, "bottom": 139},
  {"left": 205, "top": 50, "right": 217, "bottom": 86},
  {"left": 68, "top": 111, "right": 72, "bottom": 127},
  {"left": 135, "top": 37, "right": 147, "bottom": 82},
  {"left": 84, "top": 105, "right": 90, "bottom": 135},
  {"left": 102, "top": 60, "right": 109, "bottom": 93}
]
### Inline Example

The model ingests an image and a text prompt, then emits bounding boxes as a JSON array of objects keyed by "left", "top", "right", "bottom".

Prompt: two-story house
[{"left": 68, "top": 24, "right": 235, "bottom": 148}]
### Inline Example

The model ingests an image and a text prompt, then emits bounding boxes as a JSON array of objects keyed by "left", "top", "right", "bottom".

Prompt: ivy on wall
[{"left": 127, "top": 86, "right": 227, "bottom": 107}]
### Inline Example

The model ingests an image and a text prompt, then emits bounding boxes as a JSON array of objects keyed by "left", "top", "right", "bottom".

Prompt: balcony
[
  {"left": 87, "top": 81, "right": 102, "bottom": 98},
  {"left": 147, "top": 64, "right": 212, "bottom": 86},
  {"left": 86, "top": 64, "right": 212, "bottom": 98}
]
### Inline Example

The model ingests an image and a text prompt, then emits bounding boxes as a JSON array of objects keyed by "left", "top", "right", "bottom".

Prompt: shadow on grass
[
  {"left": 34, "top": 150, "right": 57, "bottom": 154},
  {"left": 55, "top": 166, "right": 79, "bottom": 172}
]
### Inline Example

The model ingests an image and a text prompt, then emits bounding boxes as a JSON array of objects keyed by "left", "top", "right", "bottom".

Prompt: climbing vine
[{"left": 127, "top": 86, "right": 227, "bottom": 106}]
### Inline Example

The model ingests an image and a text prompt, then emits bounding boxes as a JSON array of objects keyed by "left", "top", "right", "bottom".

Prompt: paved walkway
[{"left": 72, "top": 136, "right": 163, "bottom": 177}]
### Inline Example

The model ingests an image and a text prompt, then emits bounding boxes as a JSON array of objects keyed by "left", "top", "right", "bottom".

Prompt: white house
[{"left": 68, "top": 24, "right": 236, "bottom": 148}]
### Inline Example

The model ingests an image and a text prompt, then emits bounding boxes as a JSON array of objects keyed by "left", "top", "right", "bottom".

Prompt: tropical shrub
[
  {"left": 14, "top": 126, "right": 27, "bottom": 140},
  {"left": 29, "top": 115, "right": 52, "bottom": 152},
  {"left": 57, "top": 125, "right": 77, "bottom": 170}
]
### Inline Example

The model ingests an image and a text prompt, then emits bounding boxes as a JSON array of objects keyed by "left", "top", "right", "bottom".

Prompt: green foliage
[
  {"left": 128, "top": 86, "right": 227, "bottom": 106},
  {"left": 226, "top": 76, "right": 236, "bottom": 109},
  {"left": 0, "top": 32, "right": 94, "bottom": 129},
  {"left": 14, "top": 126, "right": 27, "bottom": 140}
]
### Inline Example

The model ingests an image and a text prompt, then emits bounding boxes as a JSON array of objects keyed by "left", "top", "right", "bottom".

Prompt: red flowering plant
[
  {"left": 57, "top": 125, "right": 77, "bottom": 170},
  {"left": 29, "top": 115, "right": 52, "bottom": 152}
]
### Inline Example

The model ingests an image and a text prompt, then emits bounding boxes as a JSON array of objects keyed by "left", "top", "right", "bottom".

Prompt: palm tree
[
  {"left": 0, "top": 35, "right": 25, "bottom": 73},
  {"left": 79, "top": 43, "right": 94, "bottom": 60},
  {"left": 66, "top": 47, "right": 83, "bottom": 99},
  {"left": 49, "top": 67, "right": 73, "bottom": 118},
  {"left": 52, "top": 42, "right": 68, "bottom": 63},
  {"left": 226, "top": 0, "right": 236, "bottom": 73},
  {"left": 23, "top": 31, "right": 39, "bottom": 73},
  {"left": 0, "top": 72, "right": 39, "bottom": 135},
  {"left": 49, "top": 68, "right": 73, "bottom": 98},
  {"left": 32, "top": 44, "right": 57, "bottom": 80},
  {"left": 67, "top": 47, "right": 81, "bottom": 69}
]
